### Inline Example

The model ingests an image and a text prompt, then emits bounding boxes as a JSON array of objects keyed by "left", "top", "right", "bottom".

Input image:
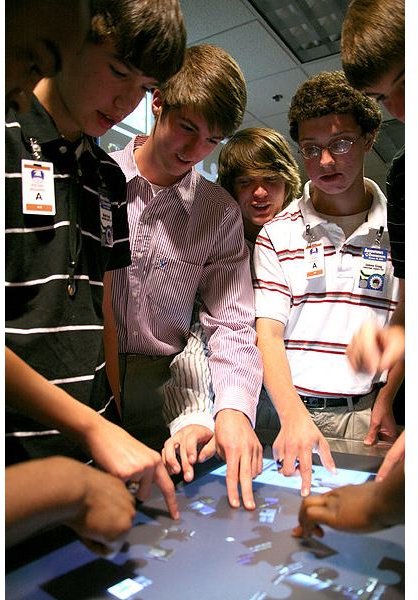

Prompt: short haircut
[
  {"left": 158, "top": 44, "right": 247, "bottom": 138},
  {"left": 218, "top": 127, "right": 301, "bottom": 208},
  {"left": 288, "top": 71, "right": 382, "bottom": 143},
  {"left": 341, "top": 0, "right": 404, "bottom": 89},
  {"left": 89, "top": 0, "right": 186, "bottom": 84}
]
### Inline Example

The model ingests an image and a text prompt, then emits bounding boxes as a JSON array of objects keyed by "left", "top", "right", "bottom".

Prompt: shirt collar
[
  {"left": 125, "top": 134, "right": 199, "bottom": 214},
  {"left": 300, "top": 178, "right": 388, "bottom": 232}
]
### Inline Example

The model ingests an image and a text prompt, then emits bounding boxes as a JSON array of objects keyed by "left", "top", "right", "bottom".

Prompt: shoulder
[{"left": 194, "top": 174, "right": 241, "bottom": 214}]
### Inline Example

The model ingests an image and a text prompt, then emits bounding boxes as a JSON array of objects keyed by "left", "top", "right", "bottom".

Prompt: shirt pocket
[{"left": 147, "top": 257, "right": 204, "bottom": 333}]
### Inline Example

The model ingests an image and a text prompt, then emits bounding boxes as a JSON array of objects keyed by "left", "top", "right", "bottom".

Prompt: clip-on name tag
[
  {"left": 304, "top": 224, "right": 325, "bottom": 279},
  {"left": 21, "top": 159, "right": 56, "bottom": 216},
  {"left": 358, "top": 226, "right": 387, "bottom": 292}
]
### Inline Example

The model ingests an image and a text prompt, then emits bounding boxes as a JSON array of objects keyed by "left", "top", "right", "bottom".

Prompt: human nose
[
  {"left": 319, "top": 147, "right": 335, "bottom": 167},
  {"left": 183, "top": 137, "right": 209, "bottom": 162},
  {"left": 114, "top": 85, "right": 145, "bottom": 115},
  {"left": 253, "top": 185, "right": 268, "bottom": 198},
  {"left": 384, "top": 94, "right": 405, "bottom": 123}
]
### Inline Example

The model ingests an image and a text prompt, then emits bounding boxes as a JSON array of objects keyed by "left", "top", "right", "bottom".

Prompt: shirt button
[{"left": 59, "top": 145, "right": 67, "bottom": 154}]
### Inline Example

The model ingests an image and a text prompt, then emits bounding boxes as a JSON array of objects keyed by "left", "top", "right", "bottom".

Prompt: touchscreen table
[{"left": 5, "top": 458, "right": 404, "bottom": 600}]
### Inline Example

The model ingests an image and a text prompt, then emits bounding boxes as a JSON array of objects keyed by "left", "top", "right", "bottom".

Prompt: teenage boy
[
  {"left": 161, "top": 127, "right": 301, "bottom": 480},
  {"left": 5, "top": 0, "right": 90, "bottom": 113},
  {"left": 293, "top": 0, "right": 405, "bottom": 538},
  {"left": 111, "top": 47, "right": 265, "bottom": 511},
  {"left": 253, "top": 71, "right": 403, "bottom": 497},
  {"left": 5, "top": 0, "right": 186, "bottom": 520}
]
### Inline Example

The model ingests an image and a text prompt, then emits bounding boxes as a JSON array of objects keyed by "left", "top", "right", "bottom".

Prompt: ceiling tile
[
  {"left": 200, "top": 21, "right": 298, "bottom": 81},
  {"left": 179, "top": 0, "right": 254, "bottom": 43}
]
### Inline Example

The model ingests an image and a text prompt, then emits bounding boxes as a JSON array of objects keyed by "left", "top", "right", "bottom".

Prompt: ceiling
[{"left": 179, "top": 0, "right": 404, "bottom": 190}]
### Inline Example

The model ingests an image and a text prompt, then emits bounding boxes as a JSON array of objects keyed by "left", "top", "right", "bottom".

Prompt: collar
[
  {"left": 123, "top": 135, "right": 198, "bottom": 214},
  {"left": 300, "top": 178, "right": 388, "bottom": 234}
]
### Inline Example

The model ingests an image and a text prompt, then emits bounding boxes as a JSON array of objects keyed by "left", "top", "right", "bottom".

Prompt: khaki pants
[
  {"left": 119, "top": 353, "right": 174, "bottom": 451},
  {"left": 255, "top": 388, "right": 379, "bottom": 443}
]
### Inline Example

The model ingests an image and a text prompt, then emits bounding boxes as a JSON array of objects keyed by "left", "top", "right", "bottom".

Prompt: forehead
[
  {"left": 176, "top": 107, "right": 224, "bottom": 139},
  {"left": 298, "top": 113, "right": 360, "bottom": 141},
  {"left": 362, "top": 61, "right": 405, "bottom": 96}
]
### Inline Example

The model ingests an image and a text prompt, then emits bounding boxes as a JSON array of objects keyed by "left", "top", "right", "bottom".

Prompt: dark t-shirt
[
  {"left": 5, "top": 96, "right": 131, "bottom": 463},
  {"left": 386, "top": 146, "right": 405, "bottom": 279}
]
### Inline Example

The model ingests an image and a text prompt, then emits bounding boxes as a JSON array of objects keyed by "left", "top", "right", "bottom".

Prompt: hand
[
  {"left": 214, "top": 409, "right": 263, "bottom": 510},
  {"left": 272, "top": 408, "right": 336, "bottom": 497},
  {"left": 363, "top": 400, "right": 398, "bottom": 446},
  {"left": 376, "top": 430, "right": 405, "bottom": 481},
  {"left": 84, "top": 417, "right": 179, "bottom": 519},
  {"left": 292, "top": 483, "right": 382, "bottom": 538},
  {"left": 65, "top": 465, "right": 136, "bottom": 557},
  {"left": 292, "top": 461, "right": 405, "bottom": 538},
  {"left": 346, "top": 321, "right": 405, "bottom": 374},
  {"left": 162, "top": 425, "right": 216, "bottom": 482}
]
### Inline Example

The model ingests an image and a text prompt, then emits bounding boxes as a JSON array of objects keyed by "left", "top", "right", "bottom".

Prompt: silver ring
[{"left": 276, "top": 459, "right": 284, "bottom": 470}]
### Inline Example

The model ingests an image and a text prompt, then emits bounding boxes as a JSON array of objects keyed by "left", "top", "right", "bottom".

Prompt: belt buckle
[{"left": 305, "top": 396, "right": 327, "bottom": 410}]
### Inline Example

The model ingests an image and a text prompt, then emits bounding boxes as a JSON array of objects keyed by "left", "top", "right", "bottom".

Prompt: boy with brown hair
[
  {"left": 254, "top": 71, "right": 403, "bottom": 497},
  {"left": 111, "top": 45, "right": 265, "bottom": 511},
  {"left": 5, "top": 0, "right": 186, "bottom": 521}
]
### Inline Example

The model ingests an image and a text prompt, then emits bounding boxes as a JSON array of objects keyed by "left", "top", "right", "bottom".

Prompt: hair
[
  {"left": 157, "top": 44, "right": 247, "bottom": 138},
  {"left": 288, "top": 71, "right": 382, "bottom": 143},
  {"left": 218, "top": 127, "right": 301, "bottom": 208},
  {"left": 88, "top": 0, "right": 186, "bottom": 84},
  {"left": 341, "top": 0, "right": 405, "bottom": 89}
]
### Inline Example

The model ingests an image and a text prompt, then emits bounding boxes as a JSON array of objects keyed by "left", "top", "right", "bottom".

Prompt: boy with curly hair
[{"left": 253, "top": 71, "right": 403, "bottom": 497}]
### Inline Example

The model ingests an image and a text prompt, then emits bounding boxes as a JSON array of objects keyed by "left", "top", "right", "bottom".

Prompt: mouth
[
  {"left": 97, "top": 111, "right": 120, "bottom": 128},
  {"left": 176, "top": 154, "right": 192, "bottom": 164},
  {"left": 251, "top": 202, "right": 270, "bottom": 211}
]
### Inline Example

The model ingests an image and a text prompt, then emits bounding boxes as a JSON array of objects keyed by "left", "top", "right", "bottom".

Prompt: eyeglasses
[{"left": 299, "top": 134, "right": 363, "bottom": 160}]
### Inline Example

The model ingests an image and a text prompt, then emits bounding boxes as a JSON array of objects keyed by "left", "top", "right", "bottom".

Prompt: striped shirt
[
  {"left": 386, "top": 146, "right": 405, "bottom": 279},
  {"left": 5, "top": 97, "right": 131, "bottom": 462},
  {"left": 111, "top": 136, "right": 262, "bottom": 424},
  {"left": 253, "top": 179, "right": 399, "bottom": 397}
]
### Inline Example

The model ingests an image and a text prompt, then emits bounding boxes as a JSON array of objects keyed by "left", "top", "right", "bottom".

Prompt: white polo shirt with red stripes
[{"left": 253, "top": 179, "right": 399, "bottom": 398}]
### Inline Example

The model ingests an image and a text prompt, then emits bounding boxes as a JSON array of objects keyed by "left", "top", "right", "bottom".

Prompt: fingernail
[{"left": 301, "top": 488, "right": 309, "bottom": 497}]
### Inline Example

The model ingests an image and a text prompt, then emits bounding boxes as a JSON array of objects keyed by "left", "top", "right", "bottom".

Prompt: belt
[{"left": 300, "top": 391, "right": 372, "bottom": 410}]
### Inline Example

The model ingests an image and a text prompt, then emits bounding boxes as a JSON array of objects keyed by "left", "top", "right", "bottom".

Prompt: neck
[
  {"left": 311, "top": 176, "right": 372, "bottom": 216},
  {"left": 135, "top": 137, "right": 185, "bottom": 187},
  {"left": 34, "top": 78, "right": 82, "bottom": 142},
  {"left": 244, "top": 220, "right": 262, "bottom": 244}
]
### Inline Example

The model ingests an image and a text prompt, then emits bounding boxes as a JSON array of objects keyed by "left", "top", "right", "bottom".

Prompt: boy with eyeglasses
[
  {"left": 291, "top": 0, "right": 406, "bottom": 540},
  {"left": 253, "top": 71, "right": 403, "bottom": 498}
]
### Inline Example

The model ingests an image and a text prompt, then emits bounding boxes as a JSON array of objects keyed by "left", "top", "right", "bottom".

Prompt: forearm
[
  {"left": 6, "top": 347, "right": 104, "bottom": 449},
  {"left": 370, "top": 460, "right": 405, "bottom": 528},
  {"left": 256, "top": 319, "right": 305, "bottom": 423},
  {"left": 6, "top": 457, "right": 89, "bottom": 547},
  {"left": 374, "top": 357, "right": 405, "bottom": 410}
]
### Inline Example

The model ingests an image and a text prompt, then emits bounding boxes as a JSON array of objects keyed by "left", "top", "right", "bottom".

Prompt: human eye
[
  {"left": 265, "top": 175, "right": 281, "bottom": 184},
  {"left": 300, "top": 145, "right": 320, "bottom": 159},
  {"left": 329, "top": 139, "right": 352, "bottom": 154},
  {"left": 110, "top": 63, "right": 128, "bottom": 78}
]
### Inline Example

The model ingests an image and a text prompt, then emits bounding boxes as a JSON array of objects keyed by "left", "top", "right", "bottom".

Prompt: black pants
[{"left": 119, "top": 353, "right": 174, "bottom": 451}]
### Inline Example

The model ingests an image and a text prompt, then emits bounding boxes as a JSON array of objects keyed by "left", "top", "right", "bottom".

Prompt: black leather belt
[{"left": 300, "top": 394, "right": 364, "bottom": 410}]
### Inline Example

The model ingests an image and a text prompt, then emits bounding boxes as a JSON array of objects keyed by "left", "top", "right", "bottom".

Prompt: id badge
[
  {"left": 358, "top": 246, "right": 387, "bottom": 291},
  {"left": 21, "top": 159, "right": 56, "bottom": 215},
  {"left": 304, "top": 242, "right": 325, "bottom": 279},
  {"left": 99, "top": 192, "right": 113, "bottom": 247}
]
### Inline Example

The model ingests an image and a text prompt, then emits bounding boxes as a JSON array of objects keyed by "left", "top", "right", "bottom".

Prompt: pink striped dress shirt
[{"left": 111, "top": 136, "right": 262, "bottom": 424}]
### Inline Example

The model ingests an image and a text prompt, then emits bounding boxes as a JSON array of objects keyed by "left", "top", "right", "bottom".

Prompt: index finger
[
  {"left": 153, "top": 462, "right": 180, "bottom": 520},
  {"left": 239, "top": 452, "right": 256, "bottom": 511},
  {"left": 225, "top": 451, "right": 241, "bottom": 509},
  {"left": 298, "top": 450, "right": 313, "bottom": 497}
]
